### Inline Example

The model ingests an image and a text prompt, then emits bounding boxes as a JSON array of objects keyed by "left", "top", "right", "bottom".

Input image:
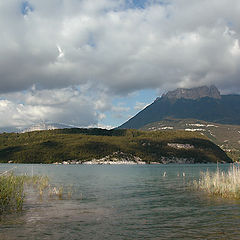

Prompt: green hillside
[
  {"left": 0, "top": 128, "right": 232, "bottom": 164},
  {"left": 141, "top": 118, "right": 240, "bottom": 161}
]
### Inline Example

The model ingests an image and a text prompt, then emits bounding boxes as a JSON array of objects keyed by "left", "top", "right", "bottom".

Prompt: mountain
[
  {"left": 22, "top": 123, "right": 76, "bottom": 133},
  {"left": 0, "top": 123, "right": 77, "bottom": 133},
  {"left": 119, "top": 85, "right": 240, "bottom": 129},
  {"left": 162, "top": 85, "right": 221, "bottom": 100},
  {"left": 0, "top": 127, "right": 20, "bottom": 133}
]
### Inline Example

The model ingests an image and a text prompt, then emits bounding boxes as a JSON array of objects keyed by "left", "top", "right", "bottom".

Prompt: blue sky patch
[
  {"left": 87, "top": 33, "right": 97, "bottom": 48},
  {"left": 125, "top": 0, "right": 148, "bottom": 9},
  {"left": 125, "top": 0, "right": 169, "bottom": 9},
  {"left": 21, "top": 1, "right": 33, "bottom": 15},
  {"left": 101, "top": 89, "right": 158, "bottom": 128}
]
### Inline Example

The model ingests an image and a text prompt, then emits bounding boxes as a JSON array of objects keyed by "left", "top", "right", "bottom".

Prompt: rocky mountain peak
[{"left": 162, "top": 85, "right": 221, "bottom": 100}]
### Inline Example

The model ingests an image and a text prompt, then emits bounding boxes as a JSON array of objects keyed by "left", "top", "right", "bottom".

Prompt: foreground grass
[
  {"left": 0, "top": 174, "right": 25, "bottom": 214},
  {"left": 0, "top": 173, "right": 69, "bottom": 215},
  {"left": 193, "top": 164, "right": 240, "bottom": 199}
]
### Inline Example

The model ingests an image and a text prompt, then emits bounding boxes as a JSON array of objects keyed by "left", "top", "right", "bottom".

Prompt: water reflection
[{"left": 0, "top": 164, "right": 240, "bottom": 239}]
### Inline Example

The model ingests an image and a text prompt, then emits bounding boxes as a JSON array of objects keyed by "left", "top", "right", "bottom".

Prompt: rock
[{"left": 162, "top": 85, "right": 221, "bottom": 100}]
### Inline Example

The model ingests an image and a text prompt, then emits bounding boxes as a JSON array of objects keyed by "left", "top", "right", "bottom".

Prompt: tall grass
[
  {"left": 193, "top": 164, "right": 240, "bottom": 199},
  {"left": 0, "top": 174, "right": 25, "bottom": 214},
  {"left": 28, "top": 175, "right": 50, "bottom": 197},
  {"left": 0, "top": 173, "right": 70, "bottom": 215}
]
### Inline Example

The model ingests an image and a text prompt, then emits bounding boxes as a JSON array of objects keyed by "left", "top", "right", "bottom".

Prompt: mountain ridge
[
  {"left": 119, "top": 86, "right": 240, "bottom": 129},
  {"left": 162, "top": 85, "right": 221, "bottom": 100},
  {"left": 22, "top": 122, "right": 76, "bottom": 133}
]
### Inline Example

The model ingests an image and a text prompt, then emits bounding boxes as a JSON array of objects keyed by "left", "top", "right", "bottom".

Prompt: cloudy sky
[{"left": 0, "top": 0, "right": 240, "bottom": 130}]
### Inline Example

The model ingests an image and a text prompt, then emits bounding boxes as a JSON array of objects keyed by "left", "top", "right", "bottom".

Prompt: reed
[
  {"left": 26, "top": 176, "right": 68, "bottom": 199},
  {"left": 0, "top": 173, "right": 71, "bottom": 215},
  {"left": 193, "top": 164, "right": 240, "bottom": 199},
  {"left": 0, "top": 174, "right": 25, "bottom": 214},
  {"left": 48, "top": 186, "right": 63, "bottom": 199},
  {"left": 27, "top": 175, "right": 50, "bottom": 196}
]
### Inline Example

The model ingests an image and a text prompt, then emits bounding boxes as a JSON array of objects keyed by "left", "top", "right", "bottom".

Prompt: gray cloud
[
  {"left": 0, "top": 0, "right": 240, "bottom": 128},
  {"left": 1, "top": 0, "right": 239, "bottom": 92}
]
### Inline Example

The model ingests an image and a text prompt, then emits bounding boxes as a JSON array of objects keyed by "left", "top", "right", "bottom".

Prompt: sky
[{"left": 0, "top": 0, "right": 240, "bottom": 131}]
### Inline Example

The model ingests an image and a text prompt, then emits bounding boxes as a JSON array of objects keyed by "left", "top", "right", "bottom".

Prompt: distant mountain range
[
  {"left": 21, "top": 123, "right": 75, "bottom": 133},
  {"left": 119, "top": 85, "right": 240, "bottom": 129},
  {"left": 0, "top": 123, "right": 76, "bottom": 133}
]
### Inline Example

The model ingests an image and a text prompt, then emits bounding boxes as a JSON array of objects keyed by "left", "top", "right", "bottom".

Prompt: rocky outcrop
[
  {"left": 83, "top": 152, "right": 146, "bottom": 165},
  {"left": 167, "top": 143, "right": 194, "bottom": 149},
  {"left": 162, "top": 85, "right": 221, "bottom": 100}
]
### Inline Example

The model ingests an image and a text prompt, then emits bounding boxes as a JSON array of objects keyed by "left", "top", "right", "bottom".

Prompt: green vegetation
[
  {"left": 0, "top": 174, "right": 25, "bottom": 214},
  {"left": 0, "top": 172, "right": 71, "bottom": 215},
  {"left": 141, "top": 118, "right": 240, "bottom": 161},
  {"left": 0, "top": 174, "right": 50, "bottom": 214},
  {"left": 193, "top": 164, "right": 240, "bottom": 199},
  {"left": 0, "top": 128, "right": 232, "bottom": 164},
  {"left": 0, "top": 174, "right": 49, "bottom": 214}
]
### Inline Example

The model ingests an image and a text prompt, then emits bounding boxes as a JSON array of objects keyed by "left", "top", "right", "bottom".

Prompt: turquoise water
[{"left": 0, "top": 164, "right": 240, "bottom": 240}]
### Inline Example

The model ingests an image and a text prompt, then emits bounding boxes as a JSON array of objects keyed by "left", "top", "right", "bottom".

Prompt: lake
[{"left": 0, "top": 164, "right": 240, "bottom": 240}]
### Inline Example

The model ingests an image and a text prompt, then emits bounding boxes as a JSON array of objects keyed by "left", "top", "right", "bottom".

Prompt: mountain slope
[
  {"left": 119, "top": 86, "right": 240, "bottom": 129},
  {"left": 140, "top": 118, "right": 240, "bottom": 161}
]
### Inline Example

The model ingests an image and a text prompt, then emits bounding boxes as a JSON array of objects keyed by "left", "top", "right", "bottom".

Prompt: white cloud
[
  {"left": 0, "top": 87, "right": 100, "bottom": 128},
  {"left": 0, "top": 0, "right": 240, "bottom": 128},
  {"left": 230, "top": 40, "right": 240, "bottom": 56},
  {"left": 0, "top": 99, "right": 52, "bottom": 127}
]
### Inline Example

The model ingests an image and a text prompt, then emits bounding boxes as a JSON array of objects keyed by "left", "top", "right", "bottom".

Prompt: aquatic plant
[
  {"left": 0, "top": 174, "right": 25, "bottom": 214},
  {"left": 193, "top": 164, "right": 240, "bottom": 199},
  {"left": 28, "top": 175, "right": 50, "bottom": 196},
  {"left": 48, "top": 185, "right": 63, "bottom": 199},
  {"left": 0, "top": 172, "right": 72, "bottom": 215},
  {"left": 27, "top": 176, "right": 71, "bottom": 200},
  {"left": 0, "top": 173, "right": 49, "bottom": 214}
]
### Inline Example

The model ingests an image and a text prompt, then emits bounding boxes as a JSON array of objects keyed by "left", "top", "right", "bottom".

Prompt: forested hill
[{"left": 0, "top": 128, "right": 232, "bottom": 164}]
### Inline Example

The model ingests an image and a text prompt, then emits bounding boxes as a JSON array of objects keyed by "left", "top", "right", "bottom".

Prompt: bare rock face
[{"left": 162, "top": 85, "right": 221, "bottom": 100}]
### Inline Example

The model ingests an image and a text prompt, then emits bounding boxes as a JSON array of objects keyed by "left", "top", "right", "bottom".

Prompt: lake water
[{"left": 0, "top": 164, "right": 240, "bottom": 240}]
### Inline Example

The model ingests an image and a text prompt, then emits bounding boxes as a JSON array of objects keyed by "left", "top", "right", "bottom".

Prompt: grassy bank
[{"left": 193, "top": 164, "right": 240, "bottom": 199}]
